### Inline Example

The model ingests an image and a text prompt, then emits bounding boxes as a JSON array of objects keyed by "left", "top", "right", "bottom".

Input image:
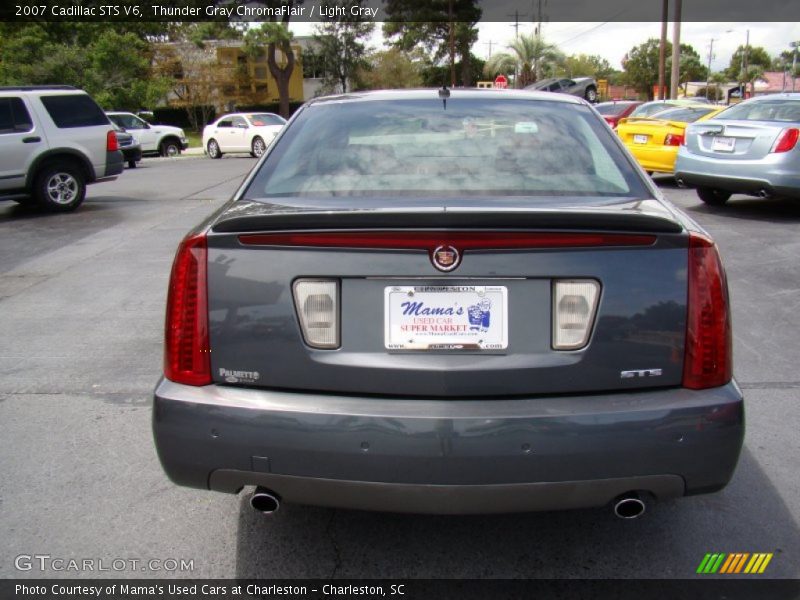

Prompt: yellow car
[{"left": 617, "top": 105, "right": 727, "bottom": 174}]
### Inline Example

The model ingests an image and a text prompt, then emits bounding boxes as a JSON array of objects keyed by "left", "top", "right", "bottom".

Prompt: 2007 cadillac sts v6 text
[{"left": 152, "top": 90, "right": 743, "bottom": 519}]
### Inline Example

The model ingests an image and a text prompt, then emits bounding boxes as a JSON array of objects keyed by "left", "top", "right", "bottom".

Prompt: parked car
[
  {"left": 617, "top": 105, "right": 726, "bottom": 174},
  {"left": 0, "top": 85, "right": 123, "bottom": 211},
  {"left": 111, "top": 123, "right": 142, "bottom": 169},
  {"left": 106, "top": 111, "right": 188, "bottom": 157},
  {"left": 154, "top": 89, "right": 742, "bottom": 518},
  {"left": 202, "top": 112, "right": 287, "bottom": 159},
  {"left": 525, "top": 77, "right": 598, "bottom": 102},
  {"left": 594, "top": 100, "right": 644, "bottom": 128},
  {"left": 675, "top": 93, "right": 800, "bottom": 205}
]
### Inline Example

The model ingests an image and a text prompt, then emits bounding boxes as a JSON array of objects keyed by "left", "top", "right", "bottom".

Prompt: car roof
[{"left": 307, "top": 88, "right": 585, "bottom": 106}]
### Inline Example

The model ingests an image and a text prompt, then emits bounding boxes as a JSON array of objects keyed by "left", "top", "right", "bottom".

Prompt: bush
[{"left": 150, "top": 106, "right": 216, "bottom": 129}]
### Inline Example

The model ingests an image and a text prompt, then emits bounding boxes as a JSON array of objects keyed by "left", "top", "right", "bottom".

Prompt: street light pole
[
  {"left": 791, "top": 41, "right": 799, "bottom": 93},
  {"left": 706, "top": 37, "right": 716, "bottom": 100}
]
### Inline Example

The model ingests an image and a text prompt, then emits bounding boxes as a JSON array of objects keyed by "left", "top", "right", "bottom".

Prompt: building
[{"left": 154, "top": 39, "right": 306, "bottom": 115}]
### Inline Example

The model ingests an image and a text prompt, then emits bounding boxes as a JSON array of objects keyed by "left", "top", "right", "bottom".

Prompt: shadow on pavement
[{"left": 234, "top": 447, "right": 797, "bottom": 578}]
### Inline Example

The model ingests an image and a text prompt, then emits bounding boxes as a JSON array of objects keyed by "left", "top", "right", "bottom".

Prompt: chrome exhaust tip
[
  {"left": 758, "top": 189, "right": 769, "bottom": 198},
  {"left": 613, "top": 493, "right": 646, "bottom": 519},
  {"left": 676, "top": 178, "right": 686, "bottom": 189},
  {"left": 250, "top": 487, "right": 281, "bottom": 514}
]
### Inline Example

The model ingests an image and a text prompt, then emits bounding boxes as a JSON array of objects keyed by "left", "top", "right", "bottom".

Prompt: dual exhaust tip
[{"left": 249, "top": 487, "right": 647, "bottom": 519}]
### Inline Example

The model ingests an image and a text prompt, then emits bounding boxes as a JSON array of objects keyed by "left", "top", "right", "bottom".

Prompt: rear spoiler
[{"left": 213, "top": 209, "right": 683, "bottom": 234}]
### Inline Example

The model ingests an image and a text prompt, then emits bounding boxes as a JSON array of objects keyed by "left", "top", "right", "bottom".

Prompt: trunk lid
[
  {"left": 204, "top": 198, "right": 689, "bottom": 398},
  {"left": 686, "top": 119, "right": 787, "bottom": 160}
]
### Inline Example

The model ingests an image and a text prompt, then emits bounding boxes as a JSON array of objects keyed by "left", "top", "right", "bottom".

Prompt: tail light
[
  {"left": 552, "top": 280, "right": 600, "bottom": 350},
  {"left": 683, "top": 233, "right": 732, "bottom": 390},
  {"left": 107, "top": 130, "right": 119, "bottom": 152},
  {"left": 664, "top": 133, "right": 684, "bottom": 146},
  {"left": 770, "top": 127, "right": 799, "bottom": 153},
  {"left": 293, "top": 280, "right": 339, "bottom": 349},
  {"left": 164, "top": 232, "right": 211, "bottom": 386}
]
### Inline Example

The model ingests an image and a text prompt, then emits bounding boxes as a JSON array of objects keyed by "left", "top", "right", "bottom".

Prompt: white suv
[
  {"left": 0, "top": 86, "right": 123, "bottom": 211},
  {"left": 106, "top": 112, "right": 188, "bottom": 157}
]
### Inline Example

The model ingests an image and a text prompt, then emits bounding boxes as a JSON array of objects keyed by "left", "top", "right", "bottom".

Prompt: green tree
[
  {"left": 244, "top": 20, "right": 297, "bottom": 118},
  {"left": 383, "top": 0, "right": 481, "bottom": 86},
  {"left": 622, "top": 39, "right": 707, "bottom": 99},
  {"left": 483, "top": 34, "right": 563, "bottom": 88},
  {"left": 313, "top": 0, "right": 375, "bottom": 94},
  {"left": 557, "top": 54, "right": 614, "bottom": 79},
  {"left": 726, "top": 45, "right": 772, "bottom": 80},
  {"left": 357, "top": 49, "right": 424, "bottom": 89}
]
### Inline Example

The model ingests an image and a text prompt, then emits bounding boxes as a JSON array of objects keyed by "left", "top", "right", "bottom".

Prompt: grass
[{"left": 184, "top": 131, "right": 202, "bottom": 149}]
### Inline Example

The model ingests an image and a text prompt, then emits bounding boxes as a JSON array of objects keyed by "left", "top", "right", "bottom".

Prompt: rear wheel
[
  {"left": 160, "top": 139, "right": 181, "bottom": 157},
  {"left": 585, "top": 87, "right": 598, "bottom": 103},
  {"left": 207, "top": 139, "right": 222, "bottom": 159},
  {"left": 251, "top": 136, "right": 266, "bottom": 158},
  {"left": 128, "top": 160, "right": 137, "bottom": 168},
  {"left": 697, "top": 187, "right": 731, "bottom": 206},
  {"left": 33, "top": 162, "right": 86, "bottom": 212}
]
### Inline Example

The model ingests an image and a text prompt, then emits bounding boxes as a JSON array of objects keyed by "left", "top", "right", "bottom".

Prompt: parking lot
[{"left": 1, "top": 156, "right": 799, "bottom": 579}]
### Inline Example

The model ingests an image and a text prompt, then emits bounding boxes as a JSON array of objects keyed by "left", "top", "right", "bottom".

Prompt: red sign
[{"left": 494, "top": 75, "right": 508, "bottom": 89}]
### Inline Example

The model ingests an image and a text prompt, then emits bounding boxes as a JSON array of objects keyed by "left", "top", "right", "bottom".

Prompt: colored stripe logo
[{"left": 697, "top": 553, "right": 773, "bottom": 574}]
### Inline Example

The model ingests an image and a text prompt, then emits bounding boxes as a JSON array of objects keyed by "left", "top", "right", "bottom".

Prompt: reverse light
[
  {"left": 552, "top": 280, "right": 600, "bottom": 350},
  {"left": 770, "top": 128, "right": 799, "bottom": 153},
  {"left": 106, "top": 130, "right": 119, "bottom": 152},
  {"left": 164, "top": 232, "right": 211, "bottom": 386},
  {"left": 293, "top": 279, "right": 339, "bottom": 349},
  {"left": 664, "top": 133, "right": 684, "bottom": 146},
  {"left": 683, "top": 233, "right": 732, "bottom": 390}
]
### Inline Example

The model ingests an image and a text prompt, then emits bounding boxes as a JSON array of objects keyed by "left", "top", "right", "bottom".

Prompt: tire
[
  {"left": 33, "top": 162, "right": 86, "bottom": 212},
  {"left": 128, "top": 160, "right": 137, "bottom": 169},
  {"left": 207, "top": 139, "right": 222, "bottom": 159},
  {"left": 251, "top": 136, "right": 267, "bottom": 158},
  {"left": 697, "top": 187, "right": 731, "bottom": 206},
  {"left": 585, "top": 86, "right": 598, "bottom": 103},
  {"left": 160, "top": 139, "right": 181, "bottom": 157}
]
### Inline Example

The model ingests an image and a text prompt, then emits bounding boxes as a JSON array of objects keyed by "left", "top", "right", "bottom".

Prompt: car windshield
[
  {"left": 713, "top": 99, "right": 800, "bottom": 122},
  {"left": 248, "top": 113, "right": 286, "bottom": 126},
  {"left": 244, "top": 97, "right": 647, "bottom": 200},
  {"left": 629, "top": 102, "right": 678, "bottom": 118},
  {"left": 647, "top": 106, "right": 717, "bottom": 123}
]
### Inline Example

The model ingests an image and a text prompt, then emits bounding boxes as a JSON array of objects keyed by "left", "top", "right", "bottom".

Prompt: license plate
[
  {"left": 385, "top": 285, "right": 508, "bottom": 351},
  {"left": 633, "top": 134, "right": 648, "bottom": 144},
  {"left": 711, "top": 136, "right": 736, "bottom": 152}
]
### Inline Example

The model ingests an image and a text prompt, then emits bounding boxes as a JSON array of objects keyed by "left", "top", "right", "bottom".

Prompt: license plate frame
[
  {"left": 384, "top": 285, "right": 508, "bottom": 351},
  {"left": 711, "top": 136, "right": 736, "bottom": 152}
]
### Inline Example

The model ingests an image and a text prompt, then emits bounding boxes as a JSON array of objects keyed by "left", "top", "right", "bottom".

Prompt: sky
[{"left": 289, "top": 21, "right": 800, "bottom": 74}]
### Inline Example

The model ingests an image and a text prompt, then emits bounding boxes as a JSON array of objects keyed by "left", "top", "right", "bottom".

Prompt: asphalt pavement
[{"left": 0, "top": 158, "right": 798, "bottom": 579}]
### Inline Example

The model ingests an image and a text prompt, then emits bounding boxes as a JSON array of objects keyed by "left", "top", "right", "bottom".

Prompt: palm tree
[
  {"left": 741, "top": 65, "right": 766, "bottom": 98},
  {"left": 484, "top": 34, "right": 563, "bottom": 88}
]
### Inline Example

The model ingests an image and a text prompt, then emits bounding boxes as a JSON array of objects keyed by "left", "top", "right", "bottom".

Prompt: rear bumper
[
  {"left": 102, "top": 150, "right": 124, "bottom": 179},
  {"left": 675, "top": 152, "right": 800, "bottom": 198},
  {"left": 152, "top": 379, "right": 745, "bottom": 514},
  {"left": 121, "top": 146, "right": 142, "bottom": 163},
  {"left": 626, "top": 143, "right": 678, "bottom": 173}
]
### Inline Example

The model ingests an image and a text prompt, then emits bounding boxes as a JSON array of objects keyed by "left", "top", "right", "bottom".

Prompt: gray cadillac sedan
[{"left": 153, "top": 89, "right": 743, "bottom": 518}]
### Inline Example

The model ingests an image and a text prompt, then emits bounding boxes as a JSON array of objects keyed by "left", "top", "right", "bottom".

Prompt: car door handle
[{"left": 22, "top": 136, "right": 41, "bottom": 143}]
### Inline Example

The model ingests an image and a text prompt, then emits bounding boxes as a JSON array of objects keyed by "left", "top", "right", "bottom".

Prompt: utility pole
[
  {"left": 485, "top": 40, "right": 495, "bottom": 58},
  {"left": 740, "top": 29, "right": 750, "bottom": 98},
  {"left": 792, "top": 41, "right": 799, "bottom": 92},
  {"left": 669, "top": 0, "right": 682, "bottom": 100},
  {"left": 706, "top": 38, "right": 716, "bottom": 100},
  {"left": 534, "top": 0, "right": 544, "bottom": 38},
  {"left": 658, "top": 0, "right": 668, "bottom": 100},
  {"left": 508, "top": 10, "right": 526, "bottom": 38},
  {"left": 448, "top": 0, "right": 456, "bottom": 87}
]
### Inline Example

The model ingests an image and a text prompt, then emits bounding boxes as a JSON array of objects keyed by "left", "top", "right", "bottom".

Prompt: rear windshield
[
  {"left": 648, "top": 106, "right": 717, "bottom": 123},
  {"left": 248, "top": 113, "right": 286, "bottom": 126},
  {"left": 244, "top": 97, "right": 647, "bottom": 199},
  {"left": 629, "top": 102, "right": 679, "bottom": 118},
  {"left": 594, "top": 102, "right": 635, "bottom": 115},
  {"left": 40, "top": 94, "right": 108, "bottom": 128},
  {"left": 714, "top": 99, "right": 800, "bottom": 122}
]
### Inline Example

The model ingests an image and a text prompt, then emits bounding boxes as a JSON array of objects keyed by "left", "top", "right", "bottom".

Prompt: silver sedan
[{"left": 675, "top": 93, "right": 800, "bottom": 205}]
